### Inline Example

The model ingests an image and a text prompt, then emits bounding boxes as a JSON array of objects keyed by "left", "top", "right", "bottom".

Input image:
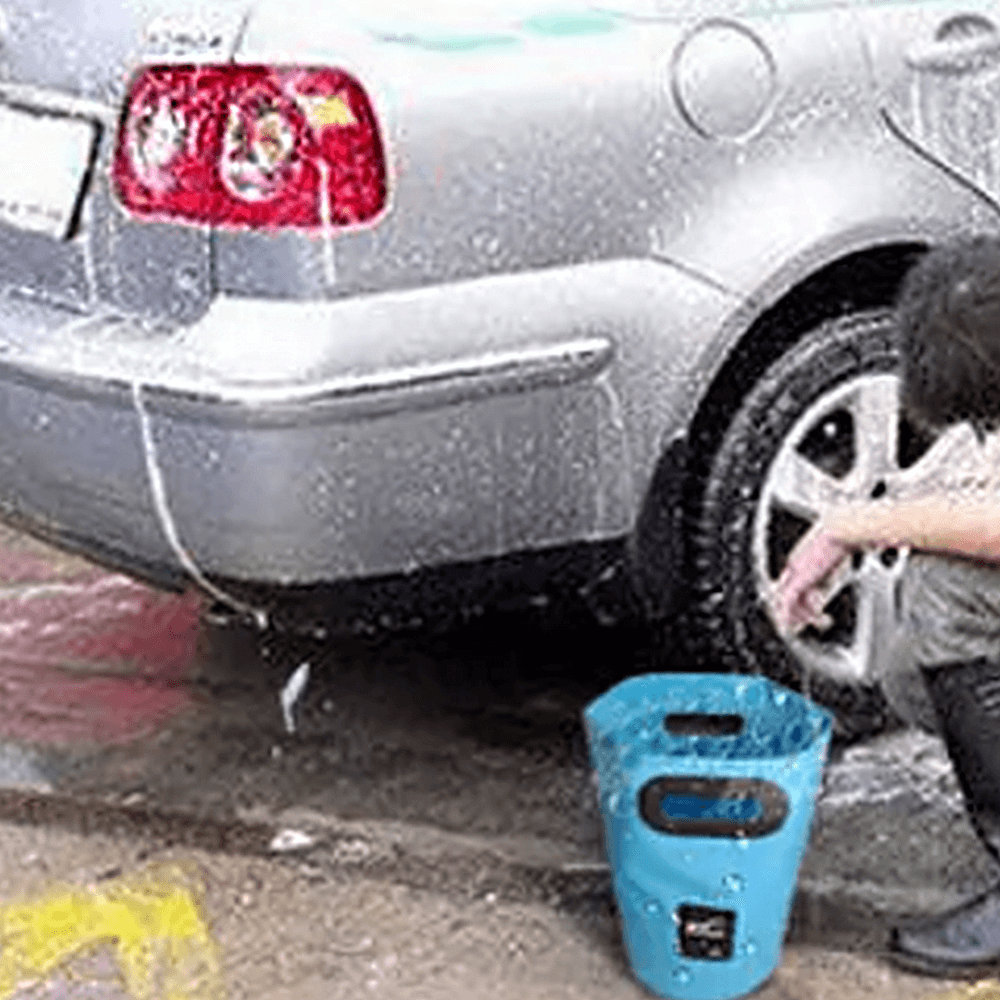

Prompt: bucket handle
[
  {"left": 664, "top": 713, "right": 744, "bottom": 736},
  {"left": 639, "top": 775, "right": 789, "bottom": 838}
]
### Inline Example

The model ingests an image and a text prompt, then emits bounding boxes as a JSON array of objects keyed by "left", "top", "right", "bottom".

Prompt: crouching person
[{"left": 776, "top": 235, "right": 1000, "bottom": 978}]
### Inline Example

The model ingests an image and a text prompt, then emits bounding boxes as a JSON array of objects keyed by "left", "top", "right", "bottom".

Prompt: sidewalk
[
  {"left": 0, "top": 818, "right": 986, "bottom": 1000},
  {"left": 0, "top": 523, "right": 993, "bottom": 958}
]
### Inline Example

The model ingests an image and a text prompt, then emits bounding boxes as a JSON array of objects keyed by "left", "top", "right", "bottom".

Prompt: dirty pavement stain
[
  {"left": 0, "top": 580, "right": 203, "bottom": 748},
  {"left": 0, "top": 861, "right": 223, "bottom": 999}
]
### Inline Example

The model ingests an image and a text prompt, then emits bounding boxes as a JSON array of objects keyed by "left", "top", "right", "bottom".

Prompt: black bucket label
[
  {"left": 677, "top": 904, "right": 736, "bottom": 960},
  {"left": 639, "top": 775, "right": 788, "bottom": 838}
]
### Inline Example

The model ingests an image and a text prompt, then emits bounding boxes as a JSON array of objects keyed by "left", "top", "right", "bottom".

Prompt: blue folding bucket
[{"left": 584, "top": 673, "right": 833, "bottom": 1000}]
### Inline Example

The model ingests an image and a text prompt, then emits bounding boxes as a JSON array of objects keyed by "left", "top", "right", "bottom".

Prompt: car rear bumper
[{"left": 0, "top": 262, "right": 692, "bottom": 587}]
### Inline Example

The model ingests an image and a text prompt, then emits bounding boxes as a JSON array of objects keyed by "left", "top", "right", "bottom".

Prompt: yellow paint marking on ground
[{"left": 0, "top": 861, "right": 224, "bottom": 999}]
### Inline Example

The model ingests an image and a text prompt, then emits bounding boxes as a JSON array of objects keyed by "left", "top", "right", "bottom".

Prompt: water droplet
[
  {"left": 737, "top": 837, "right": 750, "bottom": 851},
  {"left": 683, "top": 852, "right": 694, "bottom": 864},
  {"left": 773, "top": 690, "right": 787, "bottom": 706},
  {"left": 672, "top": 966, "right": 692, "bottom": 983},
  {"left": 645, "top": 899, "right": 662, "bottom": 914},
  {"left": 744, "top": 939, "right": 757, "bottom": 955},
  {"left": 723, "top": 873, "right": 745, "bottom": 892}
]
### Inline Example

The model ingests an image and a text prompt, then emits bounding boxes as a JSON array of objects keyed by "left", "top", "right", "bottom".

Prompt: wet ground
[
  {"left": 7, "top": 610, "right": 995, "bottom": 943},
  {"left": 0, "top": 818, "right": 984, "bottom": 1000},
  {"left": 0, "top": 523, "right": 997, "bottom": 998}
]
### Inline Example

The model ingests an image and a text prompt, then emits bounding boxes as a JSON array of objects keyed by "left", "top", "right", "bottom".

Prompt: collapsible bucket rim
[{"left": 585, "top": 675, "right": 833, "bottom": 768}]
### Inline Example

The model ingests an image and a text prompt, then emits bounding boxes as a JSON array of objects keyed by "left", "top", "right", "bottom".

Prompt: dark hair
[{"left": 896, "top": 235, "right": 1000, "bottom": 438}]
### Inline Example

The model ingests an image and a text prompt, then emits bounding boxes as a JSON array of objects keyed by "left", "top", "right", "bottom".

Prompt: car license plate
[{"left": 0, "top": 104, "right": 97, "bottom": 240}]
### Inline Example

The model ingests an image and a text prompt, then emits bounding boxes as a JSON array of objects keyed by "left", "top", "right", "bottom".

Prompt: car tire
[{"left": 684, "top": 308, "right": 940, "bottom": 741}]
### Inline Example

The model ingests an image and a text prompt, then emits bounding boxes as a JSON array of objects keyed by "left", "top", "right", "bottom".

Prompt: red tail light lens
[{"left": 112, "top": 65, "right": 387, "bottom": 230}]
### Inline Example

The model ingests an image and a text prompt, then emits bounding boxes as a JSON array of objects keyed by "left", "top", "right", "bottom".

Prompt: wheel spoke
[
  {"left": 843, "top": 562, "right": 902, "bottom": 684},
  {"left": 767, "top": 450, "right": 851, "bottom": 520},
  {"left": 851, "top": 378, "right": 900, "bottom": 483},
  {"left": 895, "top": 422, "right": 979, "bottom": 497}
]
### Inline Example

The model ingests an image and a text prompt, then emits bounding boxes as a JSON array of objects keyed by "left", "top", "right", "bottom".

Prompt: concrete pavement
[
  {"left": 0, "top": 523, "right": 998, "bottom": 994},
  {"left": 0, "top": 818, "right": 990, "bottom": 1000}
]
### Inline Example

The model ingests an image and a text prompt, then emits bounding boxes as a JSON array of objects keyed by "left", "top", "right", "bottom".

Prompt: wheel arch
[
  {"left": 683, "top": 241, "right": 928, "bottom": 511},
  {"left": 630, "top": 240, "right": 929, "bottom": 627}
]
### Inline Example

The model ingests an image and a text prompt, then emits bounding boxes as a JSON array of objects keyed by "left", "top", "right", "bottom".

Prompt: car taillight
[{"left": 112, "top": 65, "right": 387, "bottom": 230}]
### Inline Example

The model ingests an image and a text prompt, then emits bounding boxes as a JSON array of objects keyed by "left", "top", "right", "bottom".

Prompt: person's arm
[
  {"left": 824, "top": 496, "right": 1000, "bottom": 563},
  {"left": 774, "top": 495, "right": 1000, "bottom": 634}
]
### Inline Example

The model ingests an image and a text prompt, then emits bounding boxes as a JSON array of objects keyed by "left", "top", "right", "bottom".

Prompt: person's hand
[{"left": 774, "top": 523, "right": 854, "bottom": 635}]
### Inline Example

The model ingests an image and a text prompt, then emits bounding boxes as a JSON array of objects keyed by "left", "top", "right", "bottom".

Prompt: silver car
[{"left": 0, "top": 0, "right": 996, "bottom": 735}]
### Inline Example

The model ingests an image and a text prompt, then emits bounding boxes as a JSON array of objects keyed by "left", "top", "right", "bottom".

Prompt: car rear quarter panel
[
  {"left": 229, "top": 11, "right": 671, "bottom": 297},
  {"left": 206, "top": 10, "right": 708, "bottom": 580},
  {"left": 648, "top": 0, "right": 1000, "bottom": 438},
  {"left": 226, "top": 3, "right": 1000, "bottom": 562}
]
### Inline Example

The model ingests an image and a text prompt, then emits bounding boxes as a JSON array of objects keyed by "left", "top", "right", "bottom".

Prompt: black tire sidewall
[{"left": 688, "top": 309, "right": 901, "bottom": 736}]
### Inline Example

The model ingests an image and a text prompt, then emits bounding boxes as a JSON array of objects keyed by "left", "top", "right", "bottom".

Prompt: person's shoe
[{"left": 889, "top": 882, "right": 1000, "bottom": 978}]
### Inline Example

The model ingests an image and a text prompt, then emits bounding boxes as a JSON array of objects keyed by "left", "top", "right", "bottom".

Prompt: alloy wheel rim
[{"left": 753, "top": 371, "right": 964, "bottom": 689}]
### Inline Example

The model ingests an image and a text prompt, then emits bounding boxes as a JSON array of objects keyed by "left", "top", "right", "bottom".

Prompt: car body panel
[
  {"left": 0, "top": 0, "right": 998, "bottom": 599},
  {"left": 0, "top": 260, "right": 727, "bottom": 582},
  {"left": 861, "top": 1, "right": 1000, "bottom": 211},
  {"left": 234, "top": 8, "right": 661, "bottom": 299}
]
